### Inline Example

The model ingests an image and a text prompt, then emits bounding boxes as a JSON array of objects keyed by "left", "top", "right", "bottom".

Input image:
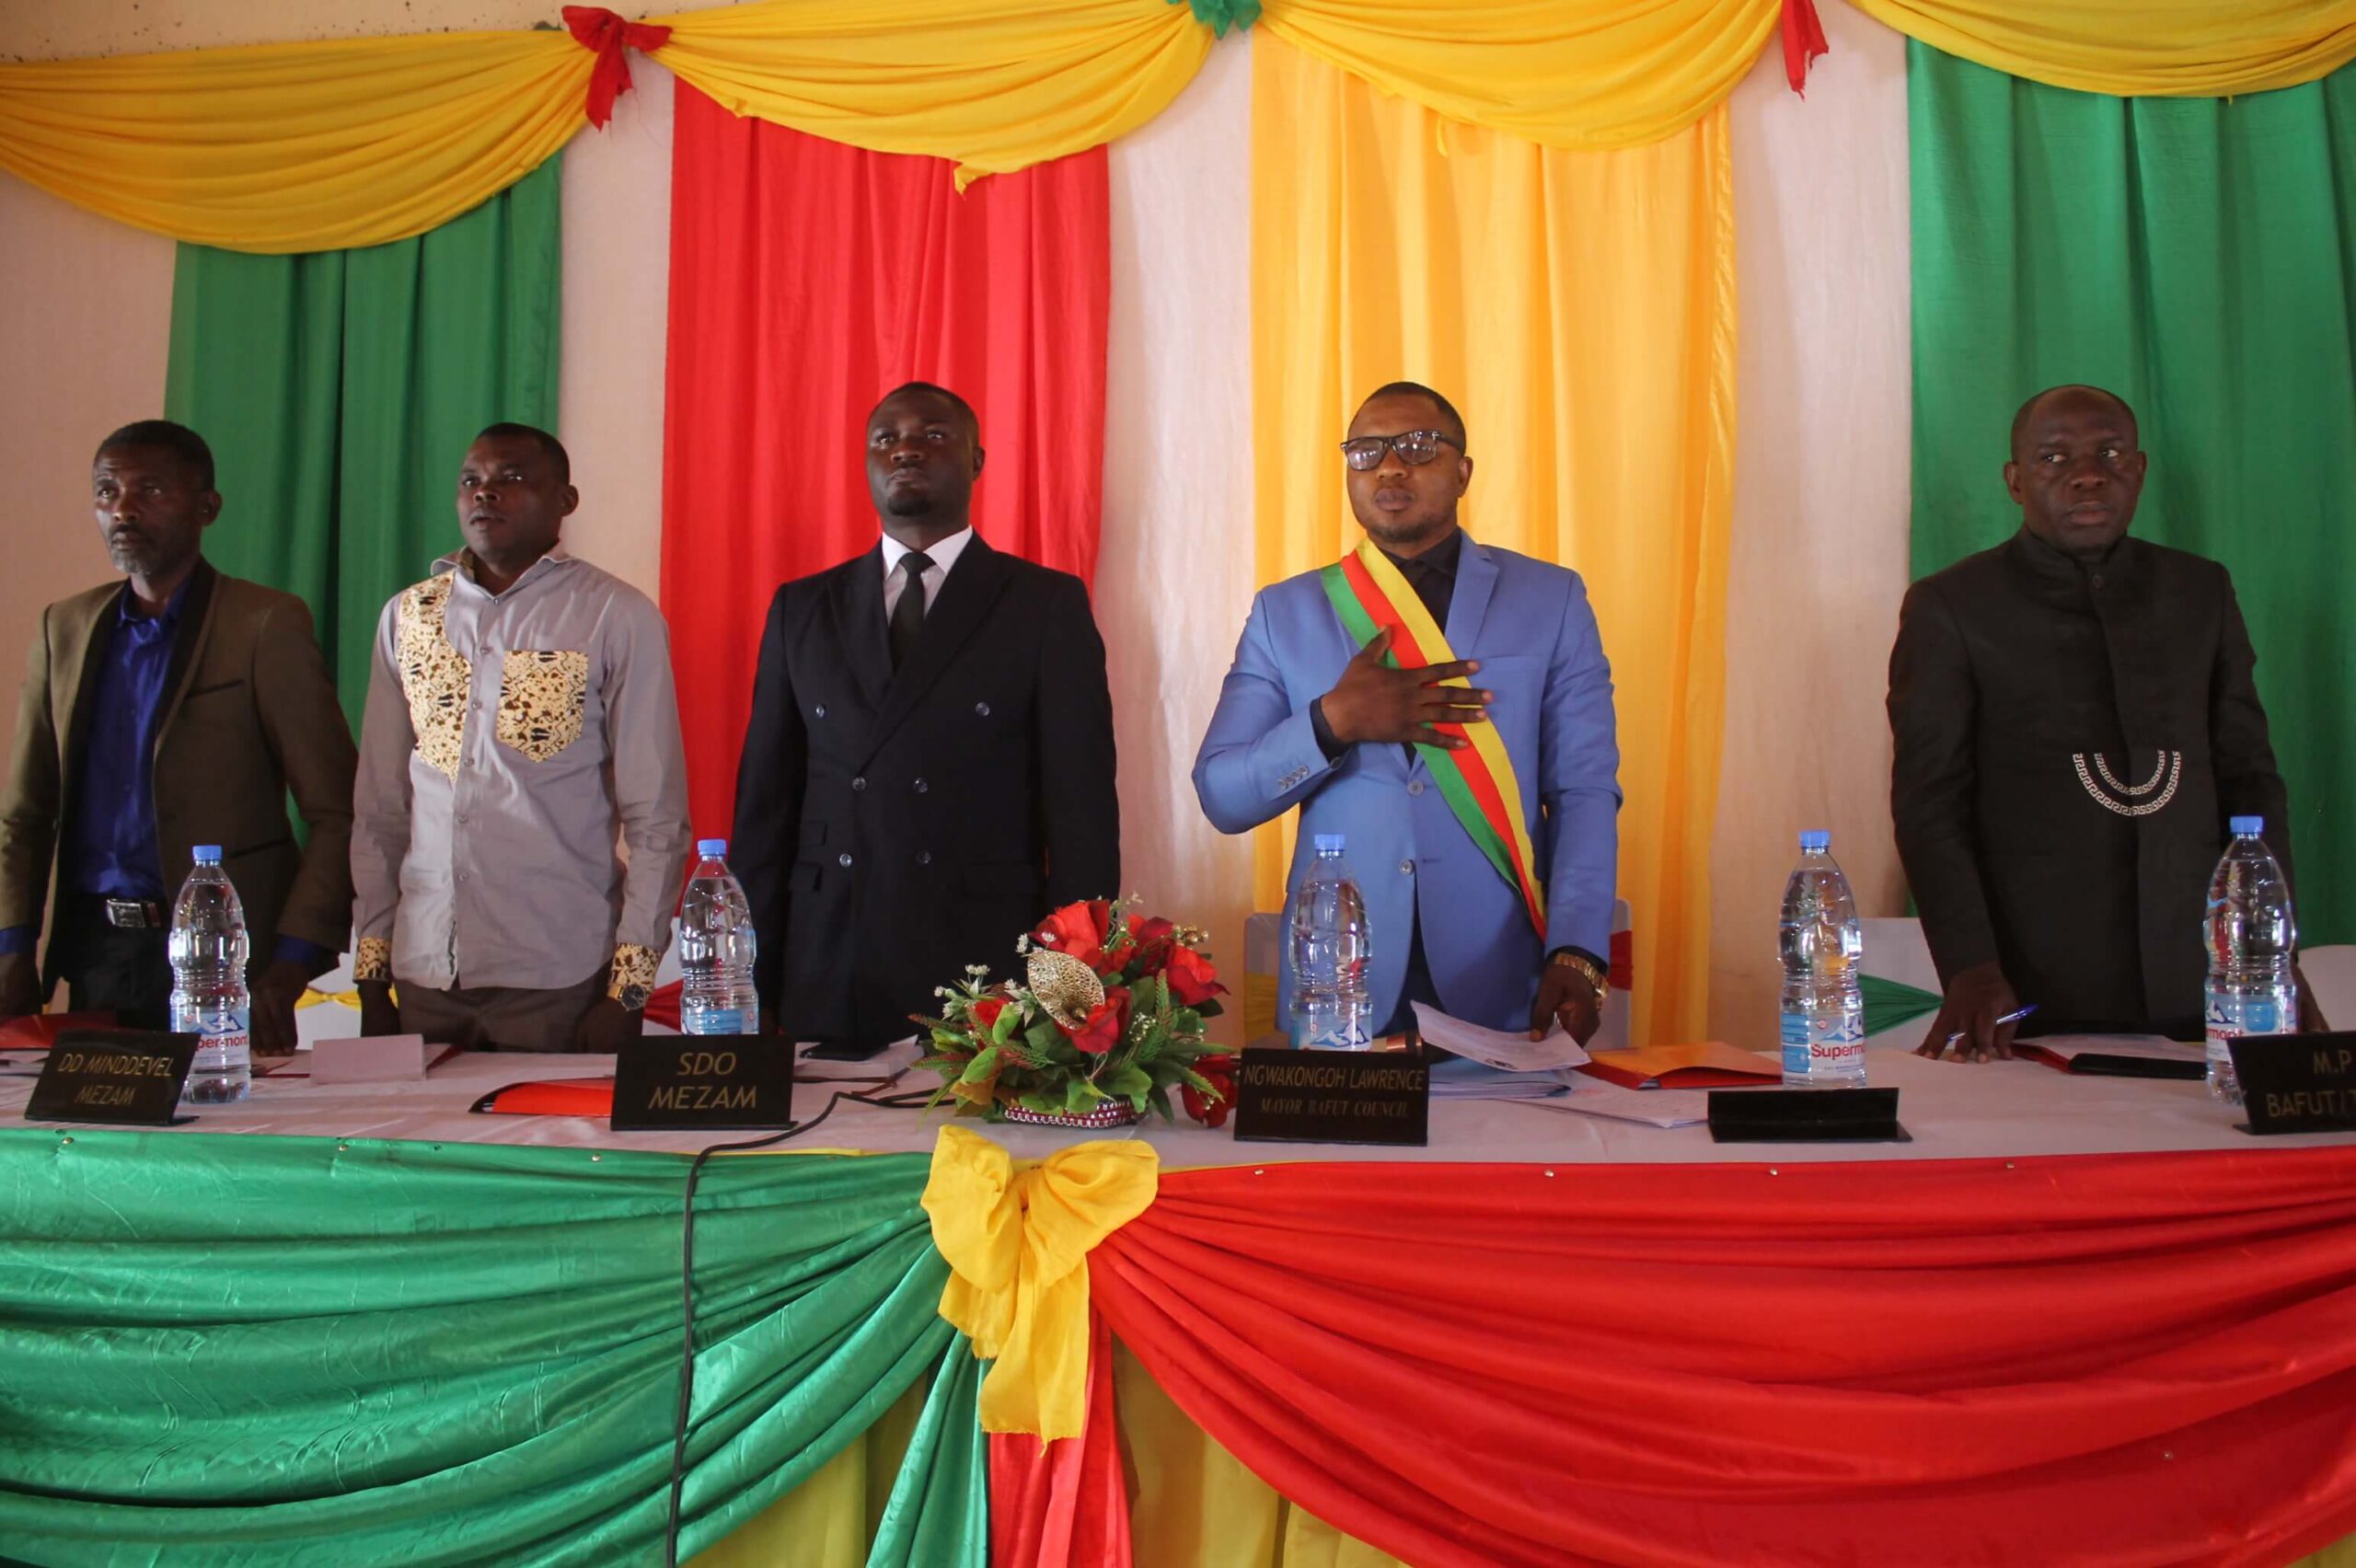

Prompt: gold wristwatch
[{"left": 1550, "top": 950, "right": 1609, "bottom": 1006}]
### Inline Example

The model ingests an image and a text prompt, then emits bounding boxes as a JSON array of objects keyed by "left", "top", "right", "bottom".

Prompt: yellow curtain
[
  {"left": 653, "top": 0, "right": 1210, "bottom": 189},
  {"left": 0, "top": 29, "right": 589, "bottom": 253},
  {"left": 1248, "top": 31, "right": 1735, "bottom": 1046},
  {"left": 1259, "top": 0, "right": 1781, "bottom": 150},
  {"left": 1847, "top": 0, "right": 2356, "bottom": 97}
]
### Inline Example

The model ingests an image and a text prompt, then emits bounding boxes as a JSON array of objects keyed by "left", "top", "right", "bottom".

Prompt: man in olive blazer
[{"left": 0, "top": 421, "right": 355, "bottom": 1048}]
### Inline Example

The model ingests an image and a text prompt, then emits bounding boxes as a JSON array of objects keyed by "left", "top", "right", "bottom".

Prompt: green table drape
[
  {"left": 162, "top": 156, "right": 562, "bottom": 728},
  {"left": 0, "top": 1133, "right": 985, "bottom": 1565},
  {"left": 1908, "top": 42, "right": 2356, "bottom": 947}
]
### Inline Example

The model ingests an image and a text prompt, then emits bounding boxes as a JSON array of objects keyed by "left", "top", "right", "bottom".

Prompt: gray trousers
[{"left": 398, "top": 970, "right": 606, "bottom": 1054}]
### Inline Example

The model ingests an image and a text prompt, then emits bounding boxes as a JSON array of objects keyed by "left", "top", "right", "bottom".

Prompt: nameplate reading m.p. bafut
[
  {"left": 25, "top": 1029, "right": 198, "bottom": 1126},
  {"left": 2230, "top": 1033, "right": 2356, "bottom": 1135},
  {"left": 1232, "top": 1047, "right": 1429, "bottom": 1147},
  {"left": 609, "top": 1038, "right": 795, "bottom": 1132}
]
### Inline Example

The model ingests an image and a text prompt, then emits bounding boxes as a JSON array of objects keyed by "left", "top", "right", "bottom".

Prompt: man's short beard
[
  {"left": 1362, "top": 513, "right": 1447, "bottom": 548},
  {"left": 884, "top": 491, "right": 935, "bottom": 518}
]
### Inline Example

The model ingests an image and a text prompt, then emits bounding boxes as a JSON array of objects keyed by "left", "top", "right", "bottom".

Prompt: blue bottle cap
[
  {"left": 697, "top": 838, "right": 728, "bottom": 857},
  {"left": 191, "top": 845, "right": 222, "bottom": 862},
  {"left": 2230, "top": 815, "right": 2264, "bottom": 836},
  {"left": 1313, "top": 833, "right": 1346, "bottom": 853},
  {"left": 1798, "top": 830, "right": 1830, "bottom": 853}
]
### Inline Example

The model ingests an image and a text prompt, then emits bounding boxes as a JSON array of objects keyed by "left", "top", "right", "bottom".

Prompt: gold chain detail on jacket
[
  {"left": 396, "top": 576, "right": 470, "bottom": 779},
  {"left": 2073, "top": 751, "right": 2182, "bottom": 818}
]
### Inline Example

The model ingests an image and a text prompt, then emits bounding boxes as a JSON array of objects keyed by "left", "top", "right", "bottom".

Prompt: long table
[{"left": 5, "top": 1041, "right": 2354, "bottom": 1567}]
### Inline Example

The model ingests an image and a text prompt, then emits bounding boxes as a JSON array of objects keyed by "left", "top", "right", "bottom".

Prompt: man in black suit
[
  {"left": 732, "top": 382, "right": 1120, "bottom": 1054},
  {"left": 1888, "top": 384, "right": 2317, "bottom": 1061}
]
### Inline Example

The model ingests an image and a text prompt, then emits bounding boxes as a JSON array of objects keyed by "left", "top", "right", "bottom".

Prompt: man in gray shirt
[{"left": 352, "top": 423, "right": 693, "bottom": 1053}]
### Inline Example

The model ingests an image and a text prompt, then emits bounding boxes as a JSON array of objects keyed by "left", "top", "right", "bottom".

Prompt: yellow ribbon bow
[{"left": 919, "top": 1124, "right": 1159, "bottom": 1441}]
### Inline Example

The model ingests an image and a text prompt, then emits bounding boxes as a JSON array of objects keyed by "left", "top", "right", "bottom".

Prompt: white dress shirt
[{"left": 880, "top": 526, "right": 975, "bottom": 620}]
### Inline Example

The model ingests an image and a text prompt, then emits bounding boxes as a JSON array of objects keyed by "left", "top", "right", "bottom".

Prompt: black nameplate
[
  {"left": 25, "top": 1029, "right": 197, "bottom": 1125},
  {"left": 1707, "top": 1087, "right": 1907, "bottom": 1143},
  {"left": 2230, "top": 1032, "right": 2356, "bottom": 1136},
  {"left": 1232, "top": 1048, "right": 1428, "bottom": 1147},
  {"left": 609, "top": 1037, "right": 794, "bottom": 1132}
]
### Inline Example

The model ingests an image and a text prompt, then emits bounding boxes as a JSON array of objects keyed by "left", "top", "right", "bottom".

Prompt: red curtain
[
  {"left": 661, "top": 84, "right": 1111, "bottom": 837},
  {"left": 1092, "top": 1149, "right": 2356, "bottom": 1567}
]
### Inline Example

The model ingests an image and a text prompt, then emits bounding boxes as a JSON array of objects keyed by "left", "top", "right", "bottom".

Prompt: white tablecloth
[{"left": 9, "top": 1031, "right": 2352, "bottom": 1166}]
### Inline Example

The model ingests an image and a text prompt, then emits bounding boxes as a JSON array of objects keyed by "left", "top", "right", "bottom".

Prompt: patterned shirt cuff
[
  {"left": 0, "top": 926, "right": 35, "bottom": 957},
  {"left": 608, "top": 944, "right": 660, "bottom": 1004},
  {"left": 352, "top": 936, "right": 393, "bottom": 984}
]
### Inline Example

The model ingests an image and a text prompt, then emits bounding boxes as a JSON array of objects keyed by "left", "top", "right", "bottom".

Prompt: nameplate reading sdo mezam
[
  {"left": 1232, "top": 1048, "right": 1429, "bottom": 1147},
  {"left": 2230, "top": 1032, "right": 2356, "bottom": 1135},
  {"left": 24, "top": 1030, "right": 197, "bottom": 1125},
  {"left": 609, "top": 1038, "right": 794, "bottom": 1132}
]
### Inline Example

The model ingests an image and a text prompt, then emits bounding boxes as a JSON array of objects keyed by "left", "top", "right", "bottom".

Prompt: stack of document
[{"left": 1410, "top": 1005, "right": 1591, "bottom": 1102}]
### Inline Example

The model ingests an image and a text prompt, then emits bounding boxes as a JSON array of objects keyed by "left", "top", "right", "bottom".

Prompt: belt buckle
[{"left": 103, "top": 897, "right": 155, "bottom": 930}]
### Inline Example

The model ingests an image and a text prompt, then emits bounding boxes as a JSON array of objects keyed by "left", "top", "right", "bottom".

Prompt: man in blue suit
[{"left": 1194, "top": 382, "right": 1620, "bottom": 1042}]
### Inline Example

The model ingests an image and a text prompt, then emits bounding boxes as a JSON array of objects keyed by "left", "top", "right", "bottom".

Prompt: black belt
[{"left": 67, "top": 893, "right": 166, "bottom": 930}]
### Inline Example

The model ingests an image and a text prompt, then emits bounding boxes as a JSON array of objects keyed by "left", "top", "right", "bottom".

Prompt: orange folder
[
  {"left": 1577, "top": 1042, "right": 1781, "bottom": 1090},
  {"left": 0, "top": 1010, "right": 117, "bottom": 1051}
]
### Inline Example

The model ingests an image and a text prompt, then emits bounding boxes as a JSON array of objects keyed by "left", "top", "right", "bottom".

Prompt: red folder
[
  {"left": 470, "top": 1078, "right": 616, "bottom": 1117},
  {"left": 1577, "top": 1042, "right": 1781, "bottom": 1090},
  {"left": 0, "top": 1010, "right": 117, "bottom": 1051}
]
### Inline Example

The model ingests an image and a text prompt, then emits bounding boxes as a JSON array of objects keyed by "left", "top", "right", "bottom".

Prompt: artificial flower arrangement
[{"left": 915, "top": 897, "right": 1235, "bottom": 1128}]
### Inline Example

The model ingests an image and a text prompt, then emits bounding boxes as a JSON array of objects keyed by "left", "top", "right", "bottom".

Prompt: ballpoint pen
[{"left": 1946, "top": 1003, "right": 2038, "bottom": 1048}]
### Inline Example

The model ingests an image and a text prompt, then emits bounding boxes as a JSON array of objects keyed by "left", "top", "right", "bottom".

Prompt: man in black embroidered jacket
[{"left": 1888, "top": 385, "right": 2316, "bottom": 1060}]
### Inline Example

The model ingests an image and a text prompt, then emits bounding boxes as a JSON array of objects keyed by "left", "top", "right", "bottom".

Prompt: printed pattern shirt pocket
[{"left": 496, "top": 649, "right": 589, "bottom": 762}]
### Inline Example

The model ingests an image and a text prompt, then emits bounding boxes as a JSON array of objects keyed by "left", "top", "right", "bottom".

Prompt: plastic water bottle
[
  {"left": 678, "top": 838, "right": 760, "bottom": 1037},
  {"left": 2204, "top": 816, "right": 2296, "bottom": 1106},
  {"left": 1289, "top": 834, "right": 1372, "bottom": 1050},
  {"left": 1779, "top": 830, "right": 1865, "bottom": 1087},
  {"left": 169, "top": 846, "right": 250, "bottom": 1104}
]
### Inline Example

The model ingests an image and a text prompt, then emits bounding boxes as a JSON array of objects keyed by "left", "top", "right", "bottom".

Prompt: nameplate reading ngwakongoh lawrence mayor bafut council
[
  {"left": 609, "top": 1038, "right": 794, "bottom": 1132},
  {"left": 1232, "top": 1047, "right": 1429, "bottom": 1147},
  {"left": 25, "top": 1029, "right": 197, "bottom": 1125},
  {"left": 2229, "top": 1032, "right": 2356, "bottom": 1135}
]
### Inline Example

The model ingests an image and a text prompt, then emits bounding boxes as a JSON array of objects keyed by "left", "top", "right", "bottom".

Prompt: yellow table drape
[
  {"left": 1249, "top": 31, "right": 1736, "bottom": 1046},
  {"left": 1847, "top": 0, "right": 2356, "bottom": 98},
  {"left": 0, "top": 29, "right": 590, "bottom": 253},
  {"left": 918, "top": 1124, "right": 1158, "bottom": 1442},
  {"left": 1260, "top": 0, "right": 1784, "bottom": 151}
]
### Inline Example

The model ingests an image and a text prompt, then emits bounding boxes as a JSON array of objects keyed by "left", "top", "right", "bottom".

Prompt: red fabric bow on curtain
[
  {"left": 561, "top": 6, "right": 673, "bottom": 129},
  {"left": 1783, "top": 0, "right": 1829, "bottom": 93}
]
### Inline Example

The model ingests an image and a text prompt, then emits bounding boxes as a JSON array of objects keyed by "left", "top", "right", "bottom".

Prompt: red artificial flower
[
  {"left": 1125, "top": 915, "right": 1178, "bottom": 974},
  {"left": 970, "top": 996, "right": 1011, "bottom": 1033},
  {"left": 1163, "top": 943, "right": 1226, "bottom": 1007},
  {"left": 1063, "top": 986, "right": 1131, "bottom": 1055},
  {"left": 1035, "top": 900, "right": 1114, "bottom": 972},
  {"left": 1183, "top": 1053, "right": 1239, "bottom": 1128}
]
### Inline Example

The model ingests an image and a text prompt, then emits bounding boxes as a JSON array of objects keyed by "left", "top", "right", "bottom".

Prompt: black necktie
[{"left": 889, "top": 551, "right": 933, "bottom": 669}]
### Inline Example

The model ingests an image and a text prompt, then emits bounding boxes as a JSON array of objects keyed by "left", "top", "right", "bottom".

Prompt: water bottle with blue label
[
  {"left": 2204, "top": 815, "right": 2296, "bottom": 1106},
  {"left": 1289, "top": 834, "right": 1372, "bottom": 1050},
  {"left": 678, "top": 838, "right": 760, "bottom": 1037},
  {"left": 169, "top": 846, "right": 250, "bottom": 1104},
  {"left": 1778, "top": 830, "right": 1865, "bottom": 1087}
]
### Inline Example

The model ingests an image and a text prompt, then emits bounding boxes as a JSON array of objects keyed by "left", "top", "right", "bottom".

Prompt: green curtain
[
  {"left": 0, "top": 1133, "right": 987, "bottom": 1566},
  {"left": 1908, "top": 43, "right": 2356, "bottom": 947},
  {"left": 163, "top": 157, "right": 562, "bottom": 727}
]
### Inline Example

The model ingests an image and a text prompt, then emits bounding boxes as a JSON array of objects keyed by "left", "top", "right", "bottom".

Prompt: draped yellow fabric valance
[
  {"left": 0, "top": 29, "right": 591, "bottom": 253},
  {"left": 4, "top": 0, "right": 2352, "bottom": 255},
  {"left": 1263, "top": 0, "right": 1784, "bottom": 153},
  {"left": 1846, "top": 0, "right": 2356, "bottom": 98}
]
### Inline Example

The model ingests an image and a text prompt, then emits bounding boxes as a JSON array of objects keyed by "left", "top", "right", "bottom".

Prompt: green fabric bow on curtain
[
  {"left": 1167, "top": 0, "right": 1260, "bottom": 39},
  {"left": 0, "top": 1133, "right": 986, "bottom": 1566}
]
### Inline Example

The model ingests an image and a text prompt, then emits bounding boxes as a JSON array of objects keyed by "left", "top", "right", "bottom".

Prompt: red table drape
[
  {"left": 661, "top": 84, "right": 1111, "bottom": 837},
  {"left": 1091, "top": 1149, "right": 2356, "bottom": 1567}
]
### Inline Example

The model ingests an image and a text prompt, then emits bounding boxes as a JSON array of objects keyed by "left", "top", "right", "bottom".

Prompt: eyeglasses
[{"left": 1339, "top": 430, "right": 1462, "bottom": 471}]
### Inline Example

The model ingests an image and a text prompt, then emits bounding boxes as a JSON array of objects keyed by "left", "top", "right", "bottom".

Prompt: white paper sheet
[
  {"left": 1426, "top": 1056, "right": 1582, "bottom": 1101},
  {"left": 1526, "top": 1078, "right": 1711, "bottom": 1129},
  {"left": 1413, "top": 1004, "right": 1592, "bottom": 1072}
]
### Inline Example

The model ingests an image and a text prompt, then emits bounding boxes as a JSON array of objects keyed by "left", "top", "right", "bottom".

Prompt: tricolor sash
[{"left": 1318, "top": 539, "right": 1547, "bottom": 937}]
